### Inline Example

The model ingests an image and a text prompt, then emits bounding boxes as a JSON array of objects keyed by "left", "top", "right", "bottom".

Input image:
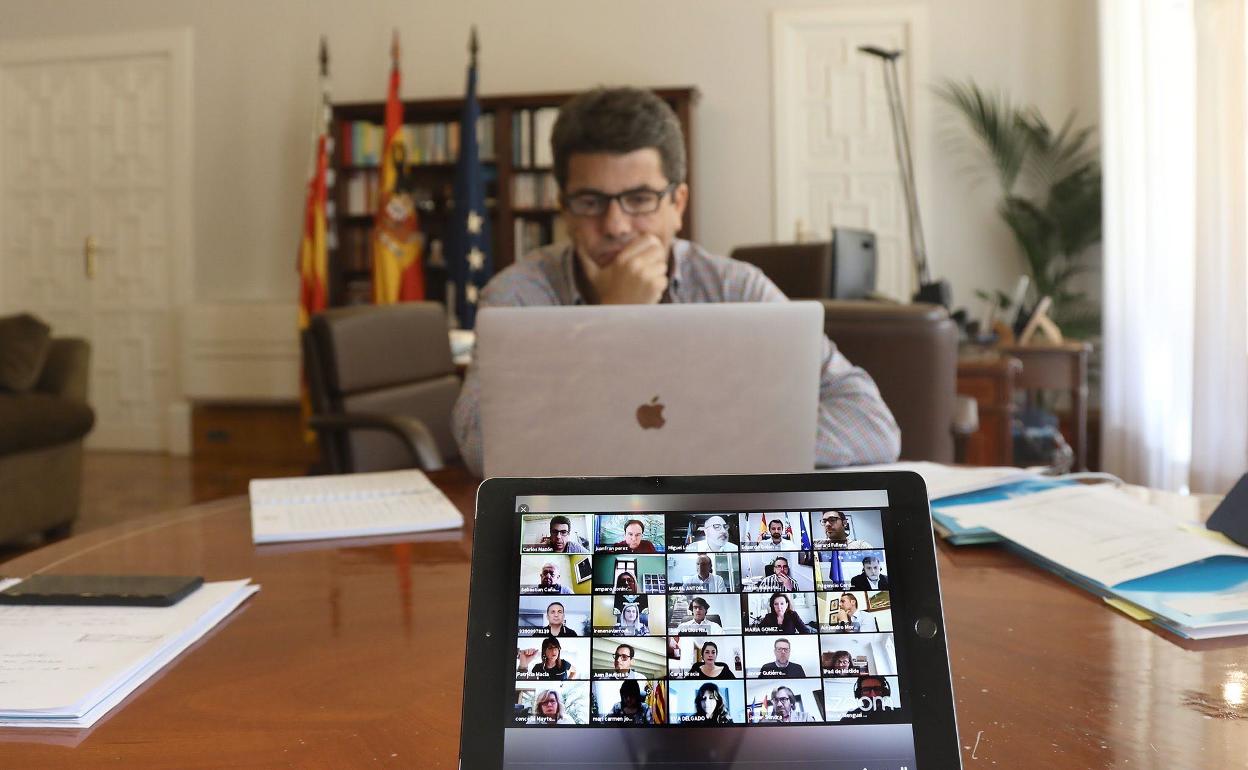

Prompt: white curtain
[
  {"left": 1191, "top": 0, "right": 1248, "bottom": 494},
  {"left": 1100, "top": 0, "right": 1248, "bottom": 493}
]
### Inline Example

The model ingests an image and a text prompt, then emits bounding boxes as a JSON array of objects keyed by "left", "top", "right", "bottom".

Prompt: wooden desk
[{"left": 1, "top": 470, "right": 1245, "bottom": 768}]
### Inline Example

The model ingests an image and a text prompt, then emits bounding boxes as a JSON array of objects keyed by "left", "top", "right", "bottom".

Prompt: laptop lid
[
  {"left": 460, "top": 471, "right": 962, "bottom": 769},
  {"left": 476, "top": 302, "right": 823, "bottom": 477}
]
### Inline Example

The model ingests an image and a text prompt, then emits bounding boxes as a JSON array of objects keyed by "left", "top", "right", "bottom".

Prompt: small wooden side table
[
  {"left": 957, "top": 342, "right": 1092, "bottom": 471},
  {"left": 956, "top": 354, "right": 1021, "bottom": 466},
  {"left": 998, "top": 341, "right": 1092, "bottom": 471}
]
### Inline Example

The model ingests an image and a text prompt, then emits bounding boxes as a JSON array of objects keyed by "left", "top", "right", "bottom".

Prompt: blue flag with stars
[{"left": 449, "top": 32, "right": 491, "bottom": 329}]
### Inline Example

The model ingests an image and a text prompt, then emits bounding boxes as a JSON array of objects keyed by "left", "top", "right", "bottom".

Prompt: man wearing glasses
[
  {"left": 816, "top": 511, "right": 872, "bottom": 549},
  {"left": 544, "top": 515, "right": 589, "bottom": 553},
  {"left": 451, "top": 87, "right": 900, "bottom": 476},
  {"left": 610, "top": 643, "right": 643, "bottom": 679}
]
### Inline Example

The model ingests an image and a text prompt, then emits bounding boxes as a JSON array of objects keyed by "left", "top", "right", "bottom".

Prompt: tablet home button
[{"left": 915, "top": 617, "right": 939, "bottom": 639}]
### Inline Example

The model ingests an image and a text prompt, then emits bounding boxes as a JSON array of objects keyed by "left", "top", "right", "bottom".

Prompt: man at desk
[{"left": 451, "top": 86, "right": 900, "bottom": 476}]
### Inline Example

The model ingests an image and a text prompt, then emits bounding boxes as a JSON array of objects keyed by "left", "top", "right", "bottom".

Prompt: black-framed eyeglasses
[{"left": 561, "top": 183, "right": 676, "bottom": 217}]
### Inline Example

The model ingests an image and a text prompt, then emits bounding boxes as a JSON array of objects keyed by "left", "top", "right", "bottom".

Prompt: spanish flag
[
  {"left": 372, "top": 30, "right": 424, "bottom": 304},
  {"left": 297, "top": 38, "right": 331, "bottom": 434}
]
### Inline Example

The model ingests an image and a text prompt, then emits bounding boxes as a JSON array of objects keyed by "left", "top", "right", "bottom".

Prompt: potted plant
[{"left": 936, "top": 79, "right": 1102, "bottom": 339}]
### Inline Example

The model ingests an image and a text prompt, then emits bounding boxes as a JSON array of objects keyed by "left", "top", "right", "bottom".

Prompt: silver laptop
[{"left": 476, "top": 302, "right": 823, "bottom": 477}]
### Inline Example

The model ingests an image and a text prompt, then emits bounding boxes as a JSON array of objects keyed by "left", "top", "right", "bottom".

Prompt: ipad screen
[{"left": 504, "top": 489, "right": 920, "bottom": 768}]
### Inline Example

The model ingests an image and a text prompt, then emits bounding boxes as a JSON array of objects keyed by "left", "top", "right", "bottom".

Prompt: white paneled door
[
  {"left": 0, "top": 32, "right": 192, "bottom": 450},
  {"left": 772, "top": 6, "right": 930, "bottom": 301}
]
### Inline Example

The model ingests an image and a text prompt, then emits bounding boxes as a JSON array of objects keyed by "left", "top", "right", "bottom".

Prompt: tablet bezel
[{"left": 460, "top": 471, "right": 961, "bottom": 769}]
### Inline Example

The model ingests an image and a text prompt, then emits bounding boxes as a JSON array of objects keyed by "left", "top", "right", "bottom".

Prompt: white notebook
[{"left": 248, "top": 469, "right": 464, "bottom": 544}]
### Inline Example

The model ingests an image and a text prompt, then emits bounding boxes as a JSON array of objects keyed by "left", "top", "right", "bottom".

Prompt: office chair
[
  {"left": 302, "top": 303, "right": 460, "bottom": 473},
  {"left": 730, "top": 241, "right": 832, "bottom": 299},
  {"left": 820, "top": 300, "right": 960, "bottom": 463}
]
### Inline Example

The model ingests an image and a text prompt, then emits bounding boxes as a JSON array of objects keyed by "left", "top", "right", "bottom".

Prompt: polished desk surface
[{"left": 1, "top": 467, "right": 1245, "bottom": 768}]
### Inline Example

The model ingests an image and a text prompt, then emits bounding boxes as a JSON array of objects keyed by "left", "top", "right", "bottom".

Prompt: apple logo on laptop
[{"left": 636, "top": 396, "right": 665, "bottom": 429}]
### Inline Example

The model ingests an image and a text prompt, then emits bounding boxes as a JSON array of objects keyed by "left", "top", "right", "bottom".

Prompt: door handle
[{"left": 84, "top": 236, "right": 97, "bottom": 279}]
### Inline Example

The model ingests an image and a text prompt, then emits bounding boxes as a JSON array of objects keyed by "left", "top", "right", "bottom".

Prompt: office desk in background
[{"left": 0, "top": 468, "right": 1243, "bottom": 768}]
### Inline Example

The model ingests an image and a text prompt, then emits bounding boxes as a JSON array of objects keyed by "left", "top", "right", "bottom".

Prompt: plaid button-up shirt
[{"left": 451, "top": 239, "right": 900, "bottom": 476}]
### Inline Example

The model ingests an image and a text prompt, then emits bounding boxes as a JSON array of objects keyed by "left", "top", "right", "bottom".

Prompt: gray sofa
[{"left": 0, "top": 334, "right": 94, "bottom": 544}]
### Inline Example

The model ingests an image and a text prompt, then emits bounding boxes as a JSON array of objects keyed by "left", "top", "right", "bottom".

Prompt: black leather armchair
[
  {"left": 302, "top": 303, "right": 460, "bottom": 473},
  {"left": 730, "top": 242, "right": 963, "bottom": 463}
]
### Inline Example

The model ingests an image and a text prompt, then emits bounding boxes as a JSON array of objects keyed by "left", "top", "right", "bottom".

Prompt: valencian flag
[
  {"left": 447, "top": 27, "right": 492, "bottom": 329},
  {"left": 372, "top": 30, "right": 424, "bottom": 304},
  {"left": 645, "top": 681, "right": 666, "bottom": 725},
  {"left": 297, "top": 37, "right": 332, "bottom": 434}
]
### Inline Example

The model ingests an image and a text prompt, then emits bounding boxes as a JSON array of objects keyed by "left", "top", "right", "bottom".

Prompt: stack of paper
[
  {"left": 938, "top": 485, "right": 1248, "bottom": 639},
  {"left": 851, "top": 462, "right": 1066, "bottom": 544},
  {"left": 0, "top": 579, "right": 258, "bottom": 728},
  {"left": 249, "top": 469, "right": 464, "bottom": 544}
]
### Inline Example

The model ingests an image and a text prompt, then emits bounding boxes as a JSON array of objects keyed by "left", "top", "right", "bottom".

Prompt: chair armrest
[
  {"left": 38, "top": 338, "right": 91, "bottom": 401},
  {"left": 308, "top": 412, "right": 444, "bottom": 471}
]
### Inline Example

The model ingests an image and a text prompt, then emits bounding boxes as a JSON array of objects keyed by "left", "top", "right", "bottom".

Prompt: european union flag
[{"left": 449, "top": 29, "right": 491, "bottom": 329}]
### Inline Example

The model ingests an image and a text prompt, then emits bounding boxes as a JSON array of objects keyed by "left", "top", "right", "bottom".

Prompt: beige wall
[{"left": 0, "top": 0, "right": 1099, "bottom": 311}]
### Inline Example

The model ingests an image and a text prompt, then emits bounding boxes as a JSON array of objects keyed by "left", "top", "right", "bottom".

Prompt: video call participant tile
[
  {"left": 810, "top": 509, "right": 883, "bottom": 550},
  {"left": 517, "top": 595, "right": 591, "bottom": 637},
  {"left": 591, "top": 594, "right": 665, "bottom": 637},
  {"left": 742, "top": 634, "right": 819, "bottom": 679},
  {"left": 745, "top": 678, "right": 825, "bottom": 723},
  {"left": 515, "top": 635, "right": 591, "bottom": 680},
  {"left": 816, "top": 548, "right": 889, "bottom": 592},
  {"left": 817, "top": 591, "right": 893, "bottom": 633},
  {"left": 520, "top": 513, "right": 594, "bottom": 554},
  {"left": 738, "top": 512, "right": 809, "bottom": 552},
  {"left": 514, "top": 681, "right": 590, "bottom": 725},
  {"left": 666, "top": 552, "right": 740, "bottom": 593},
  {"left": 591, "top": 636, "right": 667, "bottom": 681},
  {"left": 668, "top": 680, "right": 746, "bottom": 725},
  {"left": 519, "top": 554, "right": 593, "bottom": 595},
  {"left": 666, "top": 635, "right": 743, "bottom": 680},
  {"left": 592, "top": 554, "right": 667, "bottom": 594},
  {"left": 666, "top": 593, "right": 743, "bottom": 635},
  {"left": 665, "top": 513, "right": 740, "bottom": 554},
  {"left": 591, "top": 679, "right": 667, "bottom": 725},
  {"left": 594, "top": 513, "right": 666, "bottom": 554},
  {"left": 823, "top": 675, "right": 901, "bottom": 723},
  {"left": 742, "top": 591, "right": 818, "bottom": 635},
  {"left": 739, "top": 551, "right": 815, "bottom": 593},
  {"left": 819, "top": 632, "right": 897, "bottom": 678}
]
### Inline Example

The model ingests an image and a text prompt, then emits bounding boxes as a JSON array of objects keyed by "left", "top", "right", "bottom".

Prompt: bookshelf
[{"left": 328, "top": 87, "right": 699, "bottom": 307}]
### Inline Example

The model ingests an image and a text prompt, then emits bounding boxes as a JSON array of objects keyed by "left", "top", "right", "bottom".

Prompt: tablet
[{"left": 461, "top": 472, "right": 961, "bottom": 769}]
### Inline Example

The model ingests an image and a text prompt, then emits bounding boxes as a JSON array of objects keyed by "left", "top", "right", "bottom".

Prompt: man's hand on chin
[{"left": 578, "top": 234, "right": 669, "bottom": 304}]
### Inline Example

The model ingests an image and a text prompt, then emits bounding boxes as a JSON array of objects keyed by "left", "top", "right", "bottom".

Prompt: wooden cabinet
[{"left": 328, "top": 87, "right": 699, "bottom": 307}]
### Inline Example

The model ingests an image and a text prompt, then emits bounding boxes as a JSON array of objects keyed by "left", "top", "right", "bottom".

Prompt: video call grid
[{"left": 513, "top": 509, "right": 900, "bottom": 726}]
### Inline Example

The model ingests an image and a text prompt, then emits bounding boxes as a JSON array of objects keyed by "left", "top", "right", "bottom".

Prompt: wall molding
[{"left": 182, "top": 302, "right": 301, "bottom": 402}]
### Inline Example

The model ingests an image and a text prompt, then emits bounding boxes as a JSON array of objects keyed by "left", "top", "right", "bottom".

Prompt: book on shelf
[
  {"left": 338, "top": 114, "right": 495, "bottom": 167},
  {"left": 510, "top": 106, "right": 558, "bottom": 168},
  {"left": 532, "top": 107, "right": 558, "bottom": 167},
  {"left": 510, "top": 172, "right": 559, "bottom": 210}
]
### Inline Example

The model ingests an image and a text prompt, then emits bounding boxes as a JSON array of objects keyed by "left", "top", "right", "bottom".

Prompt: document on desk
[
  {"left": 938, "top": 485, "right": 1248, "bottom": 587},
  {"left": 849, "top": 461, "right": 1033, "bottom": 501},
  {"left": 0, "top": 579, "right": 257, "bottom": 728},
  {"left": 249, "top": 469, "right": 464, "bottom": 544}
]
